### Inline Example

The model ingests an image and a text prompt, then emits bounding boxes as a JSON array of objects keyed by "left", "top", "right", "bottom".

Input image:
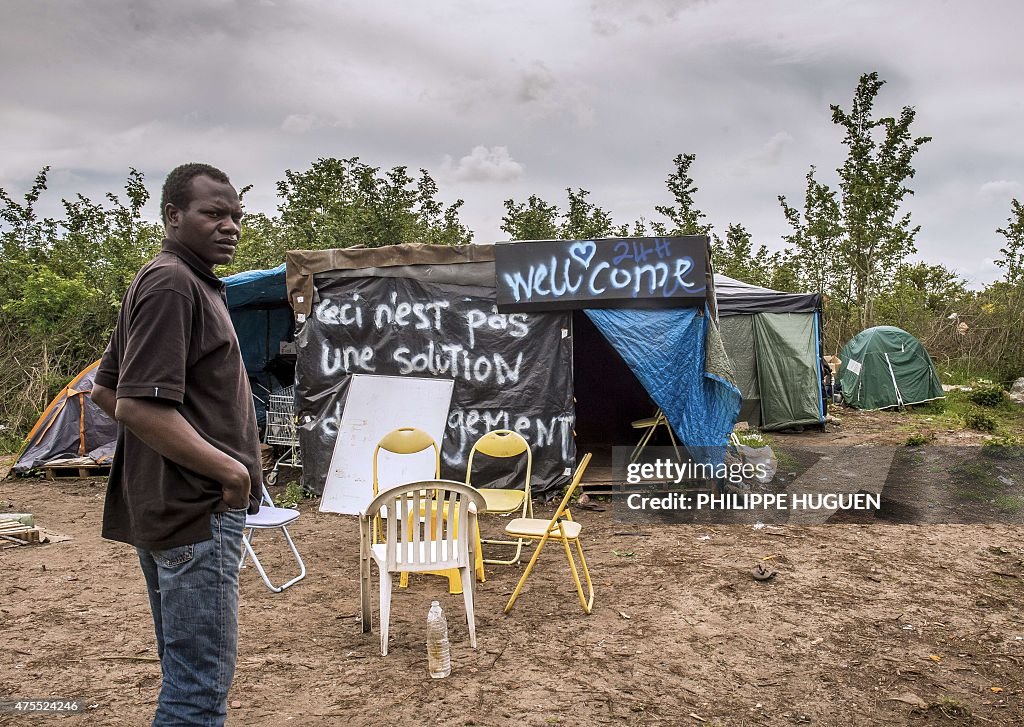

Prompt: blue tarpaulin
[
  {"left": 585, "top": 307, "right": 741, "bottom": 460},
  {"left": 222, "top": 265, "right": 292, "bottom": 419},
  {"left": 224, "top": 263, "right": 287, "bottom": 307}
]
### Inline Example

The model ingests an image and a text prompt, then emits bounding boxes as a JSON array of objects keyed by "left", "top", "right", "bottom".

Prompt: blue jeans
[{"left": 137, "top": 510, "right": 246, "bottom": 727}]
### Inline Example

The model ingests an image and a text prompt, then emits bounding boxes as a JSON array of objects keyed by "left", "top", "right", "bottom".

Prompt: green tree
[
  {"left": 830, "top": 72, "right": 931, "bottom": 329},
  {"left": 53, "top": 168, "right": 162, "bottom": 299},
  {"left": 654, "top": 153, "right": 713, "bottom": 237},
  {"left": 778, "top": 166, "right": 845, "bottom": 298},
  {"left": 995, "top": 198, "right": 1024, "bottom": 286},
  {"left": 0, "top": 168, "right": 163, "bottom": 436},
  {"left": 0, "top": 167, "right": 58, "bottom": 301},
  {"left": 2, "top": 266, "right": 106, "bottom": 339},
  {"left": 274, "top": 157, "right": 472, "bottom": 250},
  {"left": 712, "top": 223, "right": 799, "bottom": 290},
  {"left": 712, "top": 223, "right": 757, "bottom": 283},
  {"left": 560, "top": 188, "right": 615, "bottom": 239},
  {"left": 874, "top": 262, "right": 968, "bottom": 337},
  {"left": 500, "top": 195, "right": 560, "bottom": 240},
  {"left": 500, "top": 188, "right": 617, "bottom": 241}
]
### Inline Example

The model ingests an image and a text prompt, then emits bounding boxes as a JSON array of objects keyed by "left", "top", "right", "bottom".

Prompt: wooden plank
[
  {"left": 0, "top": 524, "right": 41, "bottom": 544},
  {"left": 42, "top": 464, "right": 111, "bottom": 480}
]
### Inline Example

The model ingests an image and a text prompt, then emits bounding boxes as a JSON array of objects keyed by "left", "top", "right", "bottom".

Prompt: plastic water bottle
[{"left": 426, "top": 600, "right": 451, "bottom": 678}]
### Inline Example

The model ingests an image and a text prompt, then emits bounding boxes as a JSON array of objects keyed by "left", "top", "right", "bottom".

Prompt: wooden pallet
[
  {"left": 0, "top": 519, "right": 42, "bottom": 545},
  {"left": 43, "top": 463, "right": 111, "bottom": 480}
]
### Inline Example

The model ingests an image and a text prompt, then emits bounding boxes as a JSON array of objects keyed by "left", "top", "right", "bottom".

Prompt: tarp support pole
[{"left": 813, "top": 309, "right": 824, "bottom": 422}]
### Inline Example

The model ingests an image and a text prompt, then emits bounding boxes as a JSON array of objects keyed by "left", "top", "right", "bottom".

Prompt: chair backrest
[
  {"left": 465, "top": 429, "right": 533, "bottom": 491},
  {"left": 373, "top": 427, "right": 441, "bottom": 496},
  {"left": 544, "top": 452, "right": 593, "bottom": 529},
  {"left": 361, "top": 480, "right": 486, "bottom": 573}
]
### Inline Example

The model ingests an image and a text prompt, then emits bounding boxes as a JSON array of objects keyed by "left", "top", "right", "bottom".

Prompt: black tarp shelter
[{"left": 285, "top": 242, "right": 739, "bottom": 495}]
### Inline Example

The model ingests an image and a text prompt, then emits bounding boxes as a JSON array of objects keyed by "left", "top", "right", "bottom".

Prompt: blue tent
[{"left": 222, "top": 264, "right": 293, "bottom": 417}]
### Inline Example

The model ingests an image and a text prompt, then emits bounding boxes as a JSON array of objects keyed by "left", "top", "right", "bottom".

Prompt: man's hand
[{"left": 219, "top": 457, "right": 252, "bottom": 509}]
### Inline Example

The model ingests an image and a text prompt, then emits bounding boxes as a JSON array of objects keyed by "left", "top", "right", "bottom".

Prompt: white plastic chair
[
  {"left": 239, "top": 484, "right": 306, "bottom": 593},
  {"left": 359, "top": 480, "right": 485, "bottom": 656}
]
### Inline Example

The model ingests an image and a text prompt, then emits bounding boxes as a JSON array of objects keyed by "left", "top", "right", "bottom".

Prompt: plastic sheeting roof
[{"left": 715, "top": 274, "right": 820, "bottom": 315}]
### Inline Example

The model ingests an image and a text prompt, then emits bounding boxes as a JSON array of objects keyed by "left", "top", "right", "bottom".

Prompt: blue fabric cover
[
  {"left": 222, "top": 265, "right": 290, "bottom": 376},
  {"left": 585, "top": 307, "right": 741, "bottom": 461},
  {"left": 222, "top": 265, "right": 292, "bottom": 424},
  {"left": 223, "top": 264, "right": 287, "bottom": 307}
]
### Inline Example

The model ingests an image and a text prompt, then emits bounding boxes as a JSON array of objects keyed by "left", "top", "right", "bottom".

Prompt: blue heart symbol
[{"left": 569, "top": 241, "right": 597, "bottom": 269}]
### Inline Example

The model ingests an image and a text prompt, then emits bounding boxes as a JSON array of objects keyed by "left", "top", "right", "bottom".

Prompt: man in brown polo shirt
[{"left": 92, "top": 162, "right": 262, "bottom": 726}]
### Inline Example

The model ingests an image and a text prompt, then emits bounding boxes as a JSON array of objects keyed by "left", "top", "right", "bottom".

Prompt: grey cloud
[
  {"left": 739, "top": 131, "right": 795, "bottom": 170},
  {"left": 588, "top": 0, "right": 712, "bottom": 32}
]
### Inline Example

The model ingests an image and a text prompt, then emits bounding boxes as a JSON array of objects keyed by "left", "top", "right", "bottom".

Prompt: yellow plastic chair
[
  {"left": 359, "top": 480, "right": 485, "bottom": 655},
  {"left": 465, "top": 430, "right": 533, "bottom": 565},
  {"left": 373, "top": 427, "right": 484, "bottom": 593},
  {"left": 503, "top": 452, "right": 594, "bottom": 615},
  {"left": 630, "top": 408, "right": 681, "bottom": 463}
]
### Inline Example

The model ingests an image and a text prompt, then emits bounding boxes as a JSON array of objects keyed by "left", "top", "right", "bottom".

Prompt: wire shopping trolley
[{"left": 264, "top": 385, "right": 301, "bottom": 485}]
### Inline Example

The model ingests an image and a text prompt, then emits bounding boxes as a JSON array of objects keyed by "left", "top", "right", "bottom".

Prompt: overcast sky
[{"left": 2, "top": 0, "right": 1021, "bottom": 287}]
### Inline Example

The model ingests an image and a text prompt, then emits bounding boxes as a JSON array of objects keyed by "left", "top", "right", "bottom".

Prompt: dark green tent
[
  {"left": 839, "top": 326, "right": 943, "bottom": 410},
  {"left": 716, "top": 275, "right": 826, "bottom": 431}
]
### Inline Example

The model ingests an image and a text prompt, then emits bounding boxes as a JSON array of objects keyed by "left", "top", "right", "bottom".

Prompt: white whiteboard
[{"left": 319, "top": 374, "right": 454, "bottom": 514}]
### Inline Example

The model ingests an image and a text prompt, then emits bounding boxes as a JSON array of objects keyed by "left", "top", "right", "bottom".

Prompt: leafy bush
[
  {"left": 969, "top": 381, "right": 1007, "bottom": 407},
  {"left": 904, "top": 432, "right": 934, "bottom": 446},
  {"left": 274, "top": 480, "right": 307, "bottom": 508},
  {"left": 964, "top": 411, "right": 998, "bottom": 433}
]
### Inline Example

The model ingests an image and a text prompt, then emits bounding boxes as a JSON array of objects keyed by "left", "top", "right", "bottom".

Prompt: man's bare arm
[
  {"left": 92, "top": 383, "right": 117, "bottom": 420},
  {"left": 93, "top": 383, "right": 250, "bottom": 508}
]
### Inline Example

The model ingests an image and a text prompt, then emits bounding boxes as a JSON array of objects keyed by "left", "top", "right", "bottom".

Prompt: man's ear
[{"left": 165, "top": 203, "right": 184, "bottom": 229}]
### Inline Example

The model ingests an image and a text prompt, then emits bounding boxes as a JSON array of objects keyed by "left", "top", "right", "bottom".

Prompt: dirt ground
[{"left": 2, "top": 409, "right": 1023, "bottom": 726}]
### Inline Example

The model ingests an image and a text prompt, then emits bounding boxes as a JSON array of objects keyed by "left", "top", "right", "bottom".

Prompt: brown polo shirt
[{"left": 96, "top": 239, "right": 261, "bottom": 551}]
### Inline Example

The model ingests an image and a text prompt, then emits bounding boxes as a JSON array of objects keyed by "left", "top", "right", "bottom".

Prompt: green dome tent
[{"left": 839, "top": 326, "right": 943, "bottom": 410}]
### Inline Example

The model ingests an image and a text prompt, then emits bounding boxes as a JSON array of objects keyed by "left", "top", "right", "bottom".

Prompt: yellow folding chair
[
  {"left": 465, "top": 430, "right": 533, "bottom": 565},
  {"left": 630, "top": 408, "right": 681, "bottom": 463},
  {"left": 503, "top": 452, "right": 594, "bottom": 614}
]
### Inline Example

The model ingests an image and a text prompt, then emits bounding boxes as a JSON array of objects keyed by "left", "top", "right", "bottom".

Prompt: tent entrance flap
[
  {"left": 571, "top": 311, "right": 653, "bottom": 446},
  {"left": 718, "top": 315, "right": 761, "bottom": 427},
  {"left": 583, "top": 307, "right": 740, "bottom": 453},
  {"left": 751, "top": 313, "right": 823, "bottom": 431}
]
